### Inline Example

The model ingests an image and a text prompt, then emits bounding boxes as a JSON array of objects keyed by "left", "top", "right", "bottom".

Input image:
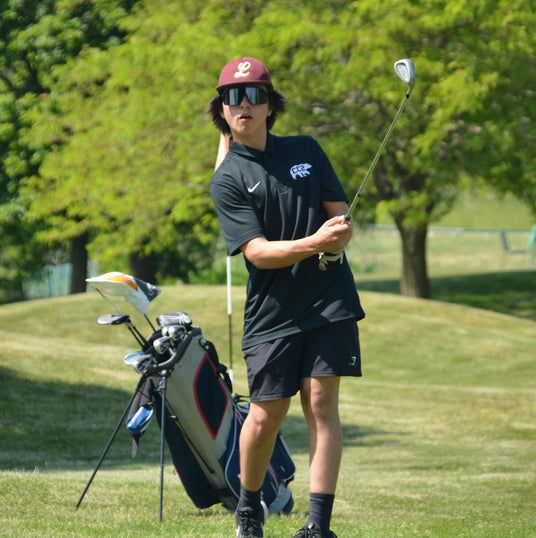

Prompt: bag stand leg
[
  {"left": 76, "top": 374, "right": 149, "bottom": 510},
  {"left": 156, "top": 369, "right": 171, "bottom": 522}
]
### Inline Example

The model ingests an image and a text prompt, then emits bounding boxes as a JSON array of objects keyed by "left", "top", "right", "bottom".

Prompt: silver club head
[
  {"left": 123, "top": 351, "right": 152, "bottom": 371},
  {"left": 162, "top": 324, "right": 184, "bottom": 341},
  {"left": 394, "top": 59, "right": 416, "bottom": 89},
  {"left": 153, "top": 336, "right": 171, "bottom": 354}
]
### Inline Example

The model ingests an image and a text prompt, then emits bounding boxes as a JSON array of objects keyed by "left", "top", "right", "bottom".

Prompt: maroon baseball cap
[{"left": 217, "top": 57, "right": 272, "bottom": 91}]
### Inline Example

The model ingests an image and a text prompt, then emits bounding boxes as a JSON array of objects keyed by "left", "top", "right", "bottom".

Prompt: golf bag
[
  {"left": 126, "top": 312, "right": 295, "bottom": 513},
  {"left": 78, "top": 272, "right": 295, "bottom": 519}
]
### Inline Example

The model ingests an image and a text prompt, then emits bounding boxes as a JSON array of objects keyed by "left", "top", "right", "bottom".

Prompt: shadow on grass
[
  {"left": 356, "top": 270, "right": 536, "bottom": 321},
  {"left": 1, "top": 362, "right": 391, "bottom": 477},
  {"left": 0, "top": 366, "right": 161, "bottom": 472}
]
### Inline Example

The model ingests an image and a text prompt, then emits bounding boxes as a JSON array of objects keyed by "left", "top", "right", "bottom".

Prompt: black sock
[
  {"left": 237, "top": 484, "right": 262, "bottom": 512},
  {"left": 307, "top": 492, "right": 335, "bottom": 535}
]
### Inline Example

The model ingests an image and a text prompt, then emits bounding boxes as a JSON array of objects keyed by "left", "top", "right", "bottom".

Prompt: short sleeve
[{"left": 210, "top": 171, "right": 265, "bottom": 256}]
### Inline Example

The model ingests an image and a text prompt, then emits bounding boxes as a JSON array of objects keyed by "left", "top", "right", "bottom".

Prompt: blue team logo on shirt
[{"left": 290, "top": 163, "right": 312, "bottom": 180}]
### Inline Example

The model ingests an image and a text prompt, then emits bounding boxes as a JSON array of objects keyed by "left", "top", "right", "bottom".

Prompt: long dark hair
[{"left": 207, "top": 88, "right": 286, "bottom": 134}]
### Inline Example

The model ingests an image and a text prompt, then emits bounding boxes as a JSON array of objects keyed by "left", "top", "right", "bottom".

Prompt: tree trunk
[
  {"left": 397, "top": 223, "right": 431, "bottom": 298},
  {"left": 129, "top": 251, "right": 157, "bottom": 284},
  {"left": 69, "top": 232, "right": 88, "bottom": 294}
]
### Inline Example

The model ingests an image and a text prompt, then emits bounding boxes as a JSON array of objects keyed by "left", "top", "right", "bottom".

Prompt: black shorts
[{"left": 243, "top": 318, "right": 362, "bottom": 403}]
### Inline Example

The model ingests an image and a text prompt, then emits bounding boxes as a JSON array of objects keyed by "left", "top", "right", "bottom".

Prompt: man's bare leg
[
  {"left": 239, "top": 398, "right": 291, "bottom": 490},
  {"left": 299, "top": 376, "right": 342, "bottom": 535}
]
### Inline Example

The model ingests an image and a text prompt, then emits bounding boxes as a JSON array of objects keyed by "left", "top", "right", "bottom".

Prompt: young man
[{"left": 208, "top": 57, "right": 365, "bottom": 538}]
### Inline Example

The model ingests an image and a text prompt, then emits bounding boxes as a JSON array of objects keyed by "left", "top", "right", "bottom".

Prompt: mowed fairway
[{"left": 0, "top": 285, "right": 534, "bottom": 537}]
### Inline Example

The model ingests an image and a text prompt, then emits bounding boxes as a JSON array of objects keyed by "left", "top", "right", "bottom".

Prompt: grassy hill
[{"left": 0, "top": 285, "right": 535, "bottom": 537}]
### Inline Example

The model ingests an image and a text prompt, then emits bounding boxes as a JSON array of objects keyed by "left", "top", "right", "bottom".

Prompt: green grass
[
  {"left": 348, "top": 227, "right": 533, "bottom": 277},
  {"left": 377, "top": 190, "right": 535, "bottom": 230},
  {"left": 346, "top": 226, "right": 536, "bottom": 322},
  {"left": 355, "top": 270, "right": 536, "bottom": 321},
  {"left": 0, "top": 281, "right": 535, "bottom": 537}
]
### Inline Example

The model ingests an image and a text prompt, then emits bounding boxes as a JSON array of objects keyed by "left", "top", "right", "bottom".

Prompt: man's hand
[
  {"left": 314, "top": 215, "right": 353, "bottom": 253},
  {"left": 316, "top": 215, "right": 352, "bottom": 271}
]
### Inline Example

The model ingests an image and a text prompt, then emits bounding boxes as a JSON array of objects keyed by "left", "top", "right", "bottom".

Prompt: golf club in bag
[
  {"left": 319, "top": 58, "right": 416, "bottom": 270},
  {"left": 76, "top": 272, "right": 295, "bottom": 521}
]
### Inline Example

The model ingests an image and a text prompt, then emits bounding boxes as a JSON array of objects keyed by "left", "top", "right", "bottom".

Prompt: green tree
[
  {"left": 26, "top": 1, "right": 237, "bottom": 284},
  {"left": 239, "top": 0, "right": 535, "bottom": 296},
  {"left": 25, "top": 0, "right": 536, "bottom": 296},
  {"left": 0, "top": 0, "right": 138, "bottom": 300}
]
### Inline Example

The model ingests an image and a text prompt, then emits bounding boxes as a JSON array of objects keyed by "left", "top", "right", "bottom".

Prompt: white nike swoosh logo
[{"left": 247, "top": 181, "right": 261, "bottom": 193}]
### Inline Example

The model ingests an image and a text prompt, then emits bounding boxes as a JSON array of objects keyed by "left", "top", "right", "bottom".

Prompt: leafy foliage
[
  {"left": 4, "top": 0, "right": 536, "bottom": 296},
  {"left": 0, "top": 0, "right": 139, "bottom": 300},
  {"left": 24, "top": 2, "right": 230, "bottom": 280}
]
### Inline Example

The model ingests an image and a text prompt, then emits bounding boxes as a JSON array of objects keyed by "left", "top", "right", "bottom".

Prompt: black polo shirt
[{"left": 210, "top": 133, "right": 365, "bottom": 349}]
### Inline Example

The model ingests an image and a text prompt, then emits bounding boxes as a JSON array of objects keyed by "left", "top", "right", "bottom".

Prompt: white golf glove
[{"left": 318, "top": 248, "right": 345, "bottom": 271}]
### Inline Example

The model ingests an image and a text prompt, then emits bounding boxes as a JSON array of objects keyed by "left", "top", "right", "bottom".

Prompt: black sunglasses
[{"left": 221, "top": 86, "right": 268, "bottom": 106}]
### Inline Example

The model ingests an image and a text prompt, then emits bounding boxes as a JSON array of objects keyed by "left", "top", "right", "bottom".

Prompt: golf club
[
  {"left": 92, "top": 288, "right": 148, "bottom": 347},
  {"left": 153, "top": 336, "right": 171, "bottom": 355},
  {"left": 161, "top": 324, "right": 185, "bottom": 342},
  {"left": 97, "top": 313, "right": 131, "bottom": 326},
  {"left": 123, "top": 350, "right": 154, "bottom": 372},
  {"left": 345, "top": 58, "right": 416, "bottom": 219}
]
